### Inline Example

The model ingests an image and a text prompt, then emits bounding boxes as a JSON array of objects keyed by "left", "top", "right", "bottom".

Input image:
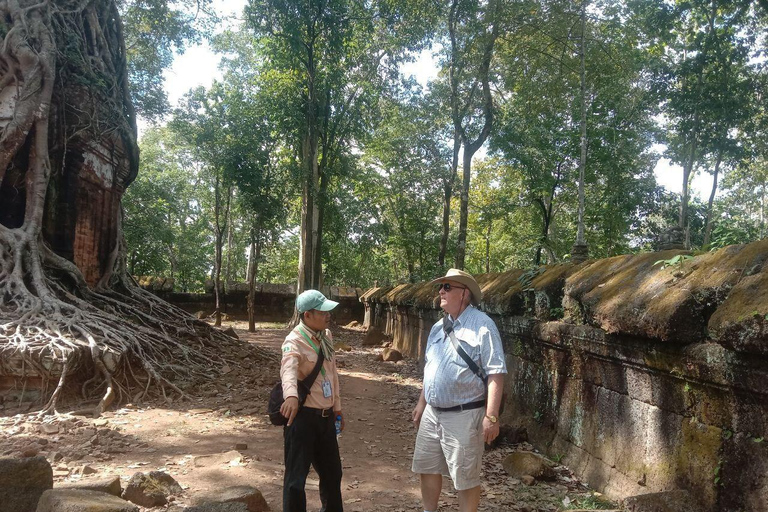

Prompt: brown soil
[{"left": 0, "top": 323, "right": 615, "bottom": 511}]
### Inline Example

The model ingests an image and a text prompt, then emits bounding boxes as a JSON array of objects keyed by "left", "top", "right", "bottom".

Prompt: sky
[{"left": 160, "top": 0, "right": 713, "bottom": 200}]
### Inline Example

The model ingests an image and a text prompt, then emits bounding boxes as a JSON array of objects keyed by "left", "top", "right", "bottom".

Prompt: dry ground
[{"left": 0, "top": 323, "right": 616, "bottom": 511}]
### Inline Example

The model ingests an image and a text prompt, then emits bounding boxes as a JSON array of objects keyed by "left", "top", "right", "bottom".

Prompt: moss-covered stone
[
  {"left": 563, "top": 241, "right": 768, "bottom": 344},
  {"left": 708, "top": 268, "right": 768, "bottom": 355}
]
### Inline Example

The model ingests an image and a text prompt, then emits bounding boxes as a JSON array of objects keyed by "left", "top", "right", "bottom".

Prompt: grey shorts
[{"left": 411, "top": 404, "right": 485, "bottom": 490}]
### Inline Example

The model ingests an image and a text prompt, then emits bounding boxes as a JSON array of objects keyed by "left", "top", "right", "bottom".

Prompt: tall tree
[
  {"left": 642, "top": 0, "right": 760, "bottom": 246},
  {"left": 446, "top": 0, "right": 502, "bottom": 270},
  {"left": 247, "top": 0, "right": 437, "bottom": 299},
  {"left": 493, "top": 0, "right": 657, "bottom": 263}
]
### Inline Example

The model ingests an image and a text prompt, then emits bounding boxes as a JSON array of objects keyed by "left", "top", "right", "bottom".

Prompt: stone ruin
[{"left": 360, "top": 239, "right": 768, "bottom": 512}]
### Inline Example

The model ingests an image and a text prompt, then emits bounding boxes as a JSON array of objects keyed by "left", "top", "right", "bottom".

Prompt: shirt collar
[
  {"left": 447, "top": 304, "right": 475, "bottom": 329},
  {"left": 298, "top": 320, "right": 318, "bottom": 338}
]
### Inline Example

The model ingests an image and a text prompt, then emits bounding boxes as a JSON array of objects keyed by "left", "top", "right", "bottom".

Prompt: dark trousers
[{"left": 283, "top": 408, "right": 343, "bottom": 512}]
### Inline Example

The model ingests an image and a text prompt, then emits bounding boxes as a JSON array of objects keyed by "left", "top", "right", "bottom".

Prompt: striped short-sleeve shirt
[{"left": 423, "top": 305, "right": 507, "bottom": 409}]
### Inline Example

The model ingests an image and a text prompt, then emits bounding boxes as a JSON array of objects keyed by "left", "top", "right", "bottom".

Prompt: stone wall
[
  {"left": 360, "top": 240, "right": 768, "bottom": 512},
  {"left": 147, "top": 282, "right": 365, "bottom": 325}
]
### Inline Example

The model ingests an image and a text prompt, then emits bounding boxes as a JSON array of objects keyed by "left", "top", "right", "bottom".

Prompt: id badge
[{"left": 322, "top": 379, "right": 332, "bottom": 398}]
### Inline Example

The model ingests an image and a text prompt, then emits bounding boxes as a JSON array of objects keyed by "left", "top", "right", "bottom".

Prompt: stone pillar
[
  {"left": 657, "top": 226, "right": 685, "bottom": 251},
  {"left": 571, "top": 242, "right": 589, "bottom": 263}
]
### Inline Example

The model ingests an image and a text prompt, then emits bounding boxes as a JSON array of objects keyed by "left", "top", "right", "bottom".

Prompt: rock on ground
[
  {"left": 381, "top": 348, "right": 403, "bottom": 362},
  {"left": 121, "top": 470, "right": 182, "bottom": 507},
  {"left": 193, "top": 485, "right": 269, "bottom": 512},
  {"left": 58, "top": 476, "right": 122, "bottom": 496},
  {"left": 361, "top": 328, "right": 387, "bottom": 346},
  {"left": 36, "top": 489, "right": 138, "bottom": 512},
  {"left": 180, "top": 502, "right": 249, "bottom": 512},
  {"left": 0, "top": 455, "right": 53, "bottom": 512},
  {"left": 502, "top": 451, "right": 557, "bottom": 481}
]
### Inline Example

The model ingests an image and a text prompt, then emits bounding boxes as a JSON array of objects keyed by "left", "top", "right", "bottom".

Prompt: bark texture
[{"left": 0, "top": 0, "right": 266, "bottom": 414}]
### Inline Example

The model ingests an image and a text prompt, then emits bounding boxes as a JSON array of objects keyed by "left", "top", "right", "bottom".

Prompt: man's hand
[
  {"left": 412, "top": 400, "right": 427, "bottom": 427},
  {"left": 335, "top": 410, "right": 345, "bottom": 433},
  {"left": 482, "top": 416, "right": 500, "bottom": 444},
  {"left": 280, "top": 396, "right": 299, "bottom": 426}
]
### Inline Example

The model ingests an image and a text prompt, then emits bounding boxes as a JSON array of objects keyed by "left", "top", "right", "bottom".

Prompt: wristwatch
[{"left": 485, "top": 414, "right": 498, "bottom": 424}]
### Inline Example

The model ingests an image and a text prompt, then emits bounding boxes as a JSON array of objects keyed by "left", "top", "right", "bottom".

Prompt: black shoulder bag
[{"left": 267, "top": 349, "right": 325, "bottom": 426}]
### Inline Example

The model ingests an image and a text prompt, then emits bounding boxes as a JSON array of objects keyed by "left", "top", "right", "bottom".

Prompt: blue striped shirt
[{"left": 423, "top": 305, "right": 507, "bottom": 409}]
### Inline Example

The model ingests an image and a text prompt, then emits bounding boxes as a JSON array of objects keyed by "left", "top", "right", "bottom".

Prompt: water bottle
[{"left": 335, "top": 414, "right": 342, "bottom": 438}]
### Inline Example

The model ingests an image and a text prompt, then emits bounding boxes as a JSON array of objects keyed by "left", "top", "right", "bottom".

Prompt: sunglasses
[{"left": 437, "top": 282, "right": 468, "bottom": 292}]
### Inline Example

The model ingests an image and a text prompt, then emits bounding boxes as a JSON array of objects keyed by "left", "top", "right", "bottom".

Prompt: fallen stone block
[
  {"left": 381, "top": 348, "right": 403, "bottom": 362},
  {"left": 194, "top": 485, "right": 269, "bottom": 512},
  {"left": 185, "top": 502, "right": 249, "bottom": 512},
  {"left": 58, "top": 476, "right": 122, "bottom": 496},
  {"left": 36, "top": 488, "right": 138, "bottom": 512},
  {"left": 362, "top": 328, "right": 387, "bottom": 346},
  {"left": 0, "top": 455, "right": 53, "bottom": 512},
  {"left": 502, "top": 451, "right": 557, "bottom": 481},
  {"left": 122, "top": 470, "right": 182, "bottom": 507},
  {"left": 193, "top": 450, "right": 243, "bottom": 468}
]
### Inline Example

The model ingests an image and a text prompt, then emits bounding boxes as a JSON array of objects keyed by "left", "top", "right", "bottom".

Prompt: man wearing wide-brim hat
[{"left": 411, "top": 269, "right": 507, "bottom": 512}]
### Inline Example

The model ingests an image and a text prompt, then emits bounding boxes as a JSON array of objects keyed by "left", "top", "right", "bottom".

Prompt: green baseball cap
[{"left": 296, "top": 289, "right": 339, "bottom": 313}]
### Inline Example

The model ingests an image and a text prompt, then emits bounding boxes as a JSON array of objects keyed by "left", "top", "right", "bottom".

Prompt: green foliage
[
  {"left": 124, "top": 127, "right": 212, "bottom": 291},
  {"left": 121, "top": 0, "right": 220, "bottom": 118},
  {"left": 654, "top": 254, "right": 694, "bottom": 270},
  {"left": 563, "top": 492, "right": 616, "bottom": 510},
  {"left": 120, "top": 0, "right": 768, "bottom": 290}
]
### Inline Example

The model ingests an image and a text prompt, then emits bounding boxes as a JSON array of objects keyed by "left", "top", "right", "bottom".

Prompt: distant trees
[{"left": 122, "top": 0, "right": 768, "bottom": 290}]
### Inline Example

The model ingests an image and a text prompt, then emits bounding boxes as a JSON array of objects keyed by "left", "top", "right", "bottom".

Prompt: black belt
[
  {"left": 302, "top": 406, "right": 334, "bottom": 417},
  {"left": 431, "top": 400, "right": 485, "bottom": 412}
]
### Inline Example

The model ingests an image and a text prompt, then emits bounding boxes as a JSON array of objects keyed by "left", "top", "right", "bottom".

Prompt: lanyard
[{"left": 297, "top": 327, "right": 326, "bottom": 377}]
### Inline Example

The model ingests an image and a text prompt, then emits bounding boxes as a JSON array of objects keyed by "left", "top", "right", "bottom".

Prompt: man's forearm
[{"left": 486, "top": 374, "right": 504, "bottom": 416}]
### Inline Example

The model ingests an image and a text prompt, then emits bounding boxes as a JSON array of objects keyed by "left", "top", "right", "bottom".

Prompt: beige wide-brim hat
[{"left": 430, "top": 268, "right": 482, "bottom": 304}]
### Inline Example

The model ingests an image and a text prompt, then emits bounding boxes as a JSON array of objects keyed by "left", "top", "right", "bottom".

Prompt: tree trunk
[
  {"left": 680, "top": 135, "right": 698, "bottom": 244},
  {"left": 212, "top": 178, "right": 231, "bottom": 327},
  {"left": 0, "top": 0, "right": 250, "bottom": 414},
  {"left": 703, "top": 149, "right": 722, "bottom": 247},
  {"left": 225, "top": 195, "right": 234, "bottom": 285},
  {"left": 296, "top": 34, "right": 321, "bottom": 318},
  {"left": 247, "top": 226, "right": 262, "bottom": 333},
  {"left": 438, "top": 131, "right": 460, "bottom": 268},
  {"left": 761, "top": 180, "right": 766, "bottom": 240},
  {"left": 573, "top": 0, "right": 589, "bottom": 257},
  {"left": 485, "top": 221, "right": 491, "bottom": 273}
]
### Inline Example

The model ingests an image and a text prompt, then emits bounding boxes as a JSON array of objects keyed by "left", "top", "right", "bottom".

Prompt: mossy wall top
[{"left": 362, "top": 239, "right": 768, "bottom": 355}]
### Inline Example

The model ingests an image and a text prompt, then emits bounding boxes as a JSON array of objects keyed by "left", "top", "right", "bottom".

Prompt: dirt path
[{"left": 0, "top": 324, "right": 614, "bottom": 511}]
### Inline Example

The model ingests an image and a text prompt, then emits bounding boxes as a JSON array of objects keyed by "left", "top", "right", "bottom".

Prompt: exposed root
[{"left": 0, "top": 0, "right": 275, "bottom": 413}]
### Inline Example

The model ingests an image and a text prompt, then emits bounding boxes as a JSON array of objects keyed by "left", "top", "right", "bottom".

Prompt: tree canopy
[{"left": 122, "top": 0, "right": 768, "bottom": 290}]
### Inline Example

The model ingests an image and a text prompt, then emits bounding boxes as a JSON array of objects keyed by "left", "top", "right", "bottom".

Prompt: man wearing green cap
[{"left": 279, "top": 289, "right": 344, "bottom": 512}]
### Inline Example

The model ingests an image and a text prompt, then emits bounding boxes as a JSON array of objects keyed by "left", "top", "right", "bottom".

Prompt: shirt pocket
[{"left": 455, "top": 328, "right": 482, "bottom": 363}]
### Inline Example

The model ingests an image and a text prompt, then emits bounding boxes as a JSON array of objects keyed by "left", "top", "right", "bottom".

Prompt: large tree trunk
[
  {"left": 703, "top": 149, "right": 722, "bottom": 247},
  {"left": 212, "top": 180, "right": 231, "bottom": 327},
  {"left": 247, "top": 226, "right": 262, "bottom": 333},
  {"left": 438, "top": 131, "right": 460, "bottom": 268},
  {"left": 0, "top": 0, "right": 262, "bottom": 415},
  {"left": 572, "top": 0, "right": 589, "bottom": 262}
]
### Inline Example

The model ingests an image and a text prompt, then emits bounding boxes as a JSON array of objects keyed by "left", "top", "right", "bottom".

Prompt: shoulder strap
[
  {"left": 445, "top": 323, "right": 487, "bottom": 385},
  {"left": 300, "top": 349, "right": 325, "bottom": 389}
]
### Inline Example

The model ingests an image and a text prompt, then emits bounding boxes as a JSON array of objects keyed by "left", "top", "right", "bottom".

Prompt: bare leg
[
  {"left": 458, "top": 485, "right": 481, "bottom": 512},
  {"left": 420, "top": 473, "right": 442, "bottom": 511}
]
